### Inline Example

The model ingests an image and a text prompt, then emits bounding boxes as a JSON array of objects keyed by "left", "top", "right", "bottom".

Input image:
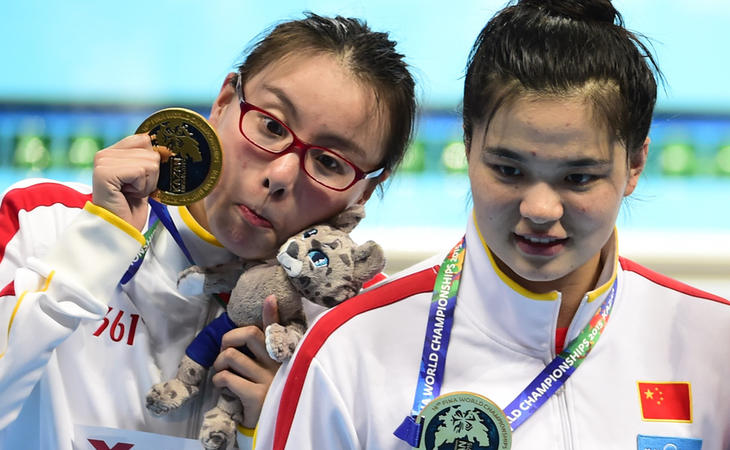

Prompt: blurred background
[{"left": 1, "top": 0, "right": 729, "bottom": 295}]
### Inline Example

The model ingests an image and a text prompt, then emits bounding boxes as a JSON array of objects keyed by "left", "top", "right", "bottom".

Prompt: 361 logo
[{"left": 93, "top": 307, "right": 140, "bottom": 346}]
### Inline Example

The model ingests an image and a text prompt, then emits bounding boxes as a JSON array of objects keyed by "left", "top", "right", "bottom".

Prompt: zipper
[
  {"left": 556, "top": 385, "right": 575, "bottom": 450},
  {"left": 553, "top": 292, "right": 591, "bottom": 450}
]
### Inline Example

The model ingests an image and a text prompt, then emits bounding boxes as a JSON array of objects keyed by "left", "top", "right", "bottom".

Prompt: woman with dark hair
[
  {"left": 0, "top": 13, "right": 416, "bottom": 450},
  {"left": 255, "top": 2, "right": 730, "bottom": 449}
]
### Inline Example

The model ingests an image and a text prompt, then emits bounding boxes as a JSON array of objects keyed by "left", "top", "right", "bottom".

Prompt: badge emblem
[
  {"left": 136, "top": 108, "right": 223, "bottom": 205},
  {"left": 418, "top": 392, "right": 511, "bottom": 450}
]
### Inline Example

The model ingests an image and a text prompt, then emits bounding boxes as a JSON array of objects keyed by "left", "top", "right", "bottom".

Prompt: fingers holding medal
[{"left": 136, "top": 108, "right": 223, "bottom": 206}]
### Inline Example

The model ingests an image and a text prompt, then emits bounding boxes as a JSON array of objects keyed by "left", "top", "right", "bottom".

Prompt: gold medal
[
  {"left": 136, "top": 108, "right": 223, "bottom": 205},
  {"left": 417, "top": 392, "right": 512, "bottom": 450}
]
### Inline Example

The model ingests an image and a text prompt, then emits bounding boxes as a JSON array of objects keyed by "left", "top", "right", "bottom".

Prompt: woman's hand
[
  {"left": 92, "top": 134, "right": 166, "bottom": 231},
  {"left": 212, "top": 295, "right": 282, "bottom": 429}
]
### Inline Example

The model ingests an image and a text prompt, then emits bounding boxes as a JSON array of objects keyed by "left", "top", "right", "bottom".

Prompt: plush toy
[{"left": 145, "top": 204, "right": 385, "bottom": 449}]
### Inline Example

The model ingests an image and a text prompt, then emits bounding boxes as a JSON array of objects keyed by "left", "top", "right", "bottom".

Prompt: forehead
[
  {"left": 484, "top": 94, "right": 619, "bottom": 159},
  {"left": 243, "top": 52, "right": 389, "bottom": 164}
]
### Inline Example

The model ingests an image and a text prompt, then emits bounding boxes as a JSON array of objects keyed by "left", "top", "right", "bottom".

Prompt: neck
[
  {"left": 496, "top": 251, "right": 605, "bottom": 329},
  {"left": 186, "top": 200, "right": 210, "bottom": 232}
]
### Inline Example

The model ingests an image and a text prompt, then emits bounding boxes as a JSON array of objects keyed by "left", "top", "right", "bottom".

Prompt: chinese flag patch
[{"left": 637, "top": 381, "right": 692, "bottom": 422}]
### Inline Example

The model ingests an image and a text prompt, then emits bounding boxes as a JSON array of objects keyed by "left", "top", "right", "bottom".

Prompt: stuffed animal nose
[{"left": 286, "top": 241, "right": 299, "bottom": 257}]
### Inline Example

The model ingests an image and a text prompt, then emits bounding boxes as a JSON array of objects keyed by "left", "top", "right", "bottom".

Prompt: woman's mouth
[
  {"left": 238, "top": 204, "right": 273, "bottom": 228},
  {"left": 514, "top": 233, "right": 568, "bottom": 256}
]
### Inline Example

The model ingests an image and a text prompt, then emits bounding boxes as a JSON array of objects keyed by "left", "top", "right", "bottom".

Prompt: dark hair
[
  {"left": 463, "top": 0, "right": 661, "bottom": 161},
  {"left": 235, "top": 12, "right": 416, "bottom": 178}
]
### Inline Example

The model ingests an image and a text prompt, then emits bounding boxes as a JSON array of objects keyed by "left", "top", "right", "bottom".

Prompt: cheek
[
  {"left": 470, "top": 180, "right": 514, "bottom": 222},
  {"left": 567, "top": 192, "right": 622, "bottom": 232}
]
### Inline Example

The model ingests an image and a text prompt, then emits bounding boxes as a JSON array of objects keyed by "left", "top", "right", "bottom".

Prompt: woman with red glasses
[{"left": 0, "top": 13, "right": 415, "bottom": 450}]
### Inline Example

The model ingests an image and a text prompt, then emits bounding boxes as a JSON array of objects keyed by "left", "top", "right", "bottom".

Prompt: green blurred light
[
  {"left": 659, "top": 142, "right": 695, "bottom": 176},
  {"left": 400, "top": 140, "right": 426, "bottom": 172},
  {"left": 69, "top": 136, "right": 102, "bottom": 167},
  {"left": 14, "top": 135, "right": 51, "bottom": 169},
  {"left": 716, "top": 144, "right": 730, "bottom": 176},
  {"left": 441, "top": 141, "right": 467, "bottom": 173}
]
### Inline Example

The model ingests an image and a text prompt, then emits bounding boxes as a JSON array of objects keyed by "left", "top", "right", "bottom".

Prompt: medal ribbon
[
  {"left": 120, "top": 211, "right": 160, "bottom": 285},
  {"left": 145, "top": 199, "right": 228, "bottom": 308},
  {"left": 394, "top": 238, "right": 617, "bottom": 447},
  {"left": 120, "top": 198, "right": 194, "bottom": 284},
  {"left": 394, "top": 237, "right": 466, "bottom": 445}
]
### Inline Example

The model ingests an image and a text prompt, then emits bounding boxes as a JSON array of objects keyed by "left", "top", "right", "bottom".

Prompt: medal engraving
[
  {"left": 417, "top": 392, "right": 511, "bottom": 450},
  {"left": 136, "top": 108, "right": 223, "bottom": 205}
]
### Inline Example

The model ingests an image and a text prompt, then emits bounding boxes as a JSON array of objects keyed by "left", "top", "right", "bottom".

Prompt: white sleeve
[
  {"left": 254, "top": 356, "right": 360, "bottom": 450},
  {"left": 0, "top": 202, "right": 143, "bottom": 429}
]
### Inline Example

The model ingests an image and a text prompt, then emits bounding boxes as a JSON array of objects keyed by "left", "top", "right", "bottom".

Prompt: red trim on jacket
[
  {"left": 619, "top": 256, "right": 729, "bottom": 305},
  {"left": 272, "top": 265, "right": 439, "bottom": 450},
  {"left": 0, "top": 182, "right": 91, "bottom": 260},
  {"left": 362, "top": 271, "right": 387, "bottom": 289},
  {"left": 0, "top": 281, "right": 14, "bottom": 298}
]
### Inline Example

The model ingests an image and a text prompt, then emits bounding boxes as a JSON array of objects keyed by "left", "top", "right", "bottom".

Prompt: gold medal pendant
[
  {"left": 136, "top": 108, "right": 223, "bottom": 206},
  {"left": 416, "top": 392, "right": 512, "bottom": 450}
]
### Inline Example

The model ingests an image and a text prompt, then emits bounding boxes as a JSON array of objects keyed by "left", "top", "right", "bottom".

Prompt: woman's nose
[
  {"left": 262, "top": 152, "right": 301, "bottom": 197},
  {"left": 519, "top": 182, "right": 563, "bottom": 224}
]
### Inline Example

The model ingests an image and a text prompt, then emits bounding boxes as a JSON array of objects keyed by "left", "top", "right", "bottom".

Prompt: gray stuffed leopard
[{"left": 145, "top": 204, "right": 385, "bottom": 449}]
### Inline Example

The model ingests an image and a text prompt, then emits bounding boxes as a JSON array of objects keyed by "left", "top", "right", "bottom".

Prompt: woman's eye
[
  {"left": 263, "top": 117, "right": 286, "bottom": 137},
  {"left": 315, "top": 153, "right": 346, "bottom": 174},
  {"left": 491, "top": 164, "right": 521, "bottom": 177},
  {"left": 565, "top": 173, "right": 596, "bottom": 185}
]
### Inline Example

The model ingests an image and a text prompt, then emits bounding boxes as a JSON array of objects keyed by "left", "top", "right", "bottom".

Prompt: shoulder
[
  {"left": 0, "top": 179, "right": 93, "bottom": 252},
  {"left": 619, "top": 256, "right": 729, "bottom": 305},
  {"left": 300, "top": 261, "right": 439, "bottom": 357},
  {"left": 270, "top": 261, "right": 439, "bottom": 443},
  {"left": 1, "top": 178, "right": 92, "bottom": 213}
]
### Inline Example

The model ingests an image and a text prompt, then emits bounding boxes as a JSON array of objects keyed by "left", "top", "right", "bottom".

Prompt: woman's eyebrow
[
  {"left": 262, "top": 83, "right": 367, "bottom": 159},
  {"left": 260, "top": 84, "right": 300, "bottom": 124},
  {"left": 484, "top": 146, "right": 612, "bottom": 167}
]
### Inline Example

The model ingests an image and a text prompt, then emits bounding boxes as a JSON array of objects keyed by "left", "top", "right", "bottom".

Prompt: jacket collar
[
  {"left": 166, "top": 205, "right": 235, "bottom": 268},
  {"left": 457, "top": 211, "right": 619, "bottom": 359}
]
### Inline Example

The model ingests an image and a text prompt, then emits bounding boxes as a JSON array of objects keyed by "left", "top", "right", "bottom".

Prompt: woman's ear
[
  {"left": 208, "top": 72, "right": 238, "bottom": 127},
  {"left": 624, "top": 137, "right": 649, "bottom": 197}
]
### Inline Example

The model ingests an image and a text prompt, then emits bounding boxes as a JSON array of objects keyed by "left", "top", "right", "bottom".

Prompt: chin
[{"left": 511, "top": 259, "right": 571, "bottom": 284}]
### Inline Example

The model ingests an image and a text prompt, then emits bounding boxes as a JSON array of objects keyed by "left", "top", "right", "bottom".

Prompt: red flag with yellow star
[{"left": 637, "top": 382, "right": 692, "bottom": 422}]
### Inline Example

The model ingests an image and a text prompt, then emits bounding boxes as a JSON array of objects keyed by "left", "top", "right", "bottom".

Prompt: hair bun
[{"left": 519, "top": 0, "right": 620, "bottom": 25}]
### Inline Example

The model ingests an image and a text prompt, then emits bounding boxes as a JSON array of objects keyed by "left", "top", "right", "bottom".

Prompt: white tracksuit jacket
[
  {"left": 255, "top": 212, "right": 730, "bottom": 450},
  {"left": 0, "top": 179, "right": 248, "bottom": 449}
]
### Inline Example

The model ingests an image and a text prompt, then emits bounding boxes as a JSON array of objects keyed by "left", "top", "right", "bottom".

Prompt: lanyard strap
[
  {"left": 411, "top": 237, "right": 466, "bottom": 415},
  {"left": 121, "top": 199, "right": 195, "bottom": 285},
  {"left": 148, "top": 198, "right": 196, "bottom": 265},
  {"left": 147, "top": 199, "right": 228, "bottom": 308},
  {"left": 393, "top": 238, "right": 466, "bottom": 445},
  {"left": 394, "top": 238, "right": 617, "bottom": 447},
  {"left": 120, "top": 211, "right": 161, "bottom": 285},
  {"left": 504, "top": 278, "right": 616, "bottom": 429},
  {"left": 120, "top": 199, "right": 228, "bottom": 308}
]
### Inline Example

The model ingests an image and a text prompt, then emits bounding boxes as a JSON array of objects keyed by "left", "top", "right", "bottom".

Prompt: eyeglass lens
[{"left": 241, "top": 108, "right": 357, "bottom": 189}]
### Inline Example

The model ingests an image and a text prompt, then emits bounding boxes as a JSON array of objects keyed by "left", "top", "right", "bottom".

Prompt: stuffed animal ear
[
  {"left": 352, "top": 240, "right": 386, "bottom": 283},
  {"left": 329, "top": 204, "right": 365, "bottom": 233}
]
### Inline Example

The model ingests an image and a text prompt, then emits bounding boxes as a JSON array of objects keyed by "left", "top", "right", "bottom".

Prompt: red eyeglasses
[{"left": 235, "top": 77, "right": 384, "bottom": 191}]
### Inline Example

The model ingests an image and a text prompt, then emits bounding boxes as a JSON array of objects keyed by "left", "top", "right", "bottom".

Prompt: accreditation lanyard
[
  {"left": 394, "top": 238, "right": 617, "bottom": 446},
  {"left": 120, "top": 199, "right": 195, "bottom": 284}
]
